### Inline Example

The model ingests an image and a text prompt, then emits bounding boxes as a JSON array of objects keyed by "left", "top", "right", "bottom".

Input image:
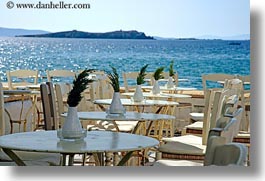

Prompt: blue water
[{"left": 0, "top": 37, "right": 250, "bottom": 89}]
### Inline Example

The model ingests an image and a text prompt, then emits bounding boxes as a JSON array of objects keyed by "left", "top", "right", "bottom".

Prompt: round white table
[
  {"left": 93, "top": 98, "right": 179, "bottom": 114},
  {"left": 121, "top": 92, "right": 192, "bottom": 100},
  {"left": 0, "top": 130, "right": 159, "bottom": 166},
  {"left": 61, "top": 111, "right": 176, "bottom": 135},
  {"left": 141, "top": 85, "right": 197, "bottom": 92}
]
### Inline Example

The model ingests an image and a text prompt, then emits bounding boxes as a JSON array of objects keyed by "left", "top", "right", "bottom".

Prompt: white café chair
[
  {"left": 189, "top": 73, "right": 236, "bottom": 122},
  {"left": 154, "top": 135, "right": 248, "bottom": 166},
  {"left": 156, "top": 88, "right": 242, "bottom": 161},
  {"left": 6, "top": 69, "right": 39, "bottom": 90}
]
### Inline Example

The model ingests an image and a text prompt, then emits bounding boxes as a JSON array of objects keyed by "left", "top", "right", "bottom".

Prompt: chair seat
[
  {"left": 159, "top": 135, "right": 206, "bottom": 160},
  {"left": 162, "top": 134, "right": 203, "bottom": 144},
  {"left": 153, "top": 159, "right": 203, "bottom": 166},
  {"left": 185, "top": 121, "right": 203, "bottom": 130},
  {"left": 0, "top": 150, "right": 61, "bottom": 166},
  {"left": 189, "top": 112, "right": 204, "bottom": 121},
  {"left": 233, "top": 131, "right": 250, "bottom": 144},
  {"left": 158, "top": 141, "right": 206, "bottom": 155}
]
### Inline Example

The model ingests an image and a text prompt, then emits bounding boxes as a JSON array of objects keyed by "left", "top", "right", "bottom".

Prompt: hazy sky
[{"left": 0, "top": 0, "right": 250, "bottom": 38}]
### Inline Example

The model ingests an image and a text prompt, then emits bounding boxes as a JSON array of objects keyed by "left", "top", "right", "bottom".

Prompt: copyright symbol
[{"left": 6, "top": 1, "right": 14, "bottom": 9}]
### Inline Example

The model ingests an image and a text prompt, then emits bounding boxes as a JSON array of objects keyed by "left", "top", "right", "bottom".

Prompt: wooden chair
[
  {"left": 154, "top": 135, "right": 248, "bottom": 166},
  {"left": 189, "top": 73, "right": 236, "bottom": 122},
  {"left": 0, "top": 83, "right": 61, "bottom": 166},
  {"left": 122, "top": 72, "right": 139, "bottom": 92},
  {"left": 156, "top": 88, "right": 242, "bottom": 161},
  {"left": 46, "top": 70, "right": 76, "bottom": 83},
  {"left": 6, "top": 69, "right": 39, "bottom": 90},
  {"left": 185, "top": 78, "right": 243, "bottom": 136},
  {"left": 40, "top": 82, "right": 59, "bottom": 130}
]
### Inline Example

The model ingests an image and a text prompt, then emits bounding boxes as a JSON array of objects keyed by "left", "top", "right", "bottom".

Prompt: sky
[{"left": 0, "top": 0, "right": 250, "bottom": 38}]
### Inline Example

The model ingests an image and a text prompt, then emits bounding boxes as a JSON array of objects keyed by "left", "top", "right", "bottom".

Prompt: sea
[{"left": 0, "top": 37, "right": 250, "bottom": 90}]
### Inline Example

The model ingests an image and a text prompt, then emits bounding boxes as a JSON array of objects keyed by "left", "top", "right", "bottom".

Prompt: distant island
[
  {"left": 17, "top": 30, "right": 154, "bottom": 40},
  {"left": 0, "top": 27, "right": 49, "bottom": 37}
]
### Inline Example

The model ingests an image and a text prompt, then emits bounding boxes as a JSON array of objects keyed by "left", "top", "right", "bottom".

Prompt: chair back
[
  {"left": 54, "top": 83, "right": 72, "bottom": 126},
  {"left": 40, "top": 82, "right": 58, "bottom": 130},
  {"left": 0, "top": 83, "right": 5, "bottom": 136},
  {"left": 122, "top": 72, "right": 138, "bottom": 92},
  {"left": 202, "top": 73, "right": 236, "bottom": 93},
  {"left": 46, "top": 70, "right": 76, "bottom": 83},
  {"left": 204, "top": 135, "right": 247, "bottom": 166},
  {"left": 202, "top": 88, "right": 240, "bottom": 145},
  {"left": 6, "top": 70, "right": 38, "bottom": 90}
]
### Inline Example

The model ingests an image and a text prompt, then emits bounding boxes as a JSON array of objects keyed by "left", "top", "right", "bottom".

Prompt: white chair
[
  {"left": 0, "top": 83, "right": 61, "bottom": 166},
  {"left": 186, "top": 78, "right": 243, "bottom": 135},
  {"left": 189, "top": 74, "right": 236, "bottom": 122},
  {"left": 156, "top": 88, "right": 242, "bottom": 161},
  {"left": 6, "top": 69, "right": 39, "bottom": 90},
  {"left": 154, "top": 135, "right": 248, "bottom": 166},
  {"left": 46, "top": 70, "right": 76, "bottom": 83},
  {"left": 122, "top": 72, "right": 139, "bottom": 92}
]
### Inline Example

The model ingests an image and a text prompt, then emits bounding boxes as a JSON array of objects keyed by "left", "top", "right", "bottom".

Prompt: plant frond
[
  {"left": 169, "top": 60, "right": 175, "bottom": 77},
  {"left": 107, "top": 66, "right": 120, "bottom": 92},
  {"left": 153, "top": 67, "right": 164, "bottom": 80},
  {"left": 136, "top": 64, "right": 148, "bottom": 85},
  {"left": 67, "top": 69, "right": 94, "bottom": 107}
]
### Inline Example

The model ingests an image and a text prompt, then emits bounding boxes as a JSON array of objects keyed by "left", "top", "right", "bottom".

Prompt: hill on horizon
[
  {"left": 0, "top": 27, "right": 50, "bottom": 37},
  {"left": 0, "top": 27, "right": 250, "bottom": 40}
]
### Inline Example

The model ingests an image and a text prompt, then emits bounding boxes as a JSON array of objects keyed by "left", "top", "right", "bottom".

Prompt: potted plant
[
  {"left": 152, "top": 67, "right": 164, "bottom": 94},
  {"left": 61, "top": 69, "right": 93, "bottom": 139},
  {"left": 107, "top": 66, "right": 125, "bottom": 114},
  {"left": 166, "top": 60, "right": 175, "bottom": 88},
  {"left": 133, "top": 64, "right": 148, "bottom": 102}
]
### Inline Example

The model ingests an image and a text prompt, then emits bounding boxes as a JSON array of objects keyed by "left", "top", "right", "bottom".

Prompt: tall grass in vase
[
  {"left": 152, "top": 67, "right": 164, "bottom": 94},
  {"left": 107, "top": 66, "right": 125, "bottom": 114},
  {"left": 134, "top": 64, "right": 148, "bottom": 102},
  {"left": 62, "top": 69, "right": 93, "bottom": 139}
]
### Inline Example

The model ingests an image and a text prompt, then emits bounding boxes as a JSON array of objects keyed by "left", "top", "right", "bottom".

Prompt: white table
[
  {"left": 144, "top": 78, "right": 189, "bottom": 83},
  {"left": 61, "top": 111, "right": 176, "bottom": 135},
  {"left": 121, "top": 92, "right": 192, "bottom": 100},
  {"left": 93, "top": 98, "right": 179, "bottom": 114},
  {"left": 141, "top": 85, "right": 197, "bottom": 93},
  {"left": 0, "top": 130, "right": 159, "bottom": 166}
]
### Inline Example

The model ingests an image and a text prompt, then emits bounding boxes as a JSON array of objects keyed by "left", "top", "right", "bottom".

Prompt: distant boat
[{"left": 229, "top": 42, "right": 241, "bottom": 45}]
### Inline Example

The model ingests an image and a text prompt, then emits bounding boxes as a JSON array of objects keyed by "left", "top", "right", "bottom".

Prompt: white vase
[
  {"left": 133, "top": 85, "right": 144, "bottom": 102},
  {"left": 109, "top": 92, "right": 125, "bottom": 114},
  {"left": 152, "top": 80, "right": 160, "bottom": 94},
  {"left": 62, "top": 107, "right": 83, "bottom": 139},
  {"left": 166, "top": 76, "right": 174, "bottom": 88}
]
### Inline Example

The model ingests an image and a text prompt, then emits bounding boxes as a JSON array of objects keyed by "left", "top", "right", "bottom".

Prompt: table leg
[
  {"left": 117, "top": 151, "right": 134, "bottom": 166},
  {"left": 68, "top": 154, "right": 75, "bottom": 166},
  {"left": 105, "top": 152, "right": 112, "bottom": 166},
  {"left": 2, "top": 148, "right": 26, "bottom": 166}
]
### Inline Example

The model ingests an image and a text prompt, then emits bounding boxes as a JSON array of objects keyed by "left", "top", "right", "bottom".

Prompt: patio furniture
[
  {"left": 156, "top": 88, "right": 242, "bottom": 161},
  {"left": 0, "top": 83, "right": 61, "bottom": 166},
  {"left": 0, "top": 130, "right": 159, "bottom": 166},
  {"left": 154, "top": 135, "right": 248, "bottom": 166},
  {"left": 46, "top": 70, "right": 76, "bottom": 83},
  {"left": 6, "top": 69, "right": 39, "bottom": 90}
]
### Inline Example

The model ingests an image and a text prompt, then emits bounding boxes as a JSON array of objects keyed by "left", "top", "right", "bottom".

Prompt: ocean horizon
[{"left": 0, "top": 37, "right": 250, "bottom": 90}]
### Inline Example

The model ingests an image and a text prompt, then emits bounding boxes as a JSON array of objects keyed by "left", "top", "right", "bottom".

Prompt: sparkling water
[{"left": 0, "top": 37, "right": 250, "bottom": 89}]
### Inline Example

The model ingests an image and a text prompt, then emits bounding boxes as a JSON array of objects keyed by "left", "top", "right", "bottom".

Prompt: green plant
[
  {"left": 153, "top": 67, "right": 164, "bottom": 81},
  {"left": 107, "top": 66, "right": 120, "bottom": 92},
  {"left": 136, "top": 64, "right": 148, "bottom": 85},
  {"left": 169, "top": 60, "right": 174, "bottom": 77},
  {"left": 67, "top": 69, "right": 94, "bottom": 107}
]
